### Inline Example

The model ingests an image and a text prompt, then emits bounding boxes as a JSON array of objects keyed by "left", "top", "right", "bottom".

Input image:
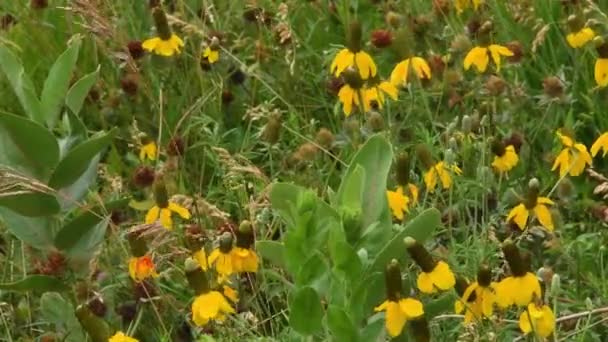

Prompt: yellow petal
[
  {"left": 145, "top": 206, "right": 160, "bottom": 224},
  {"left": 142, "top": 37, "right": 160, "bottom": 52},
  {"left": 464, "top": 46, "right": 489, "bottom": 73},
  {"left": 512, "top": 273, "right": 541, "bottom": 306},
  {"left": 507, "top": 204, "right": 528, "bottom": 230},
  {"left": 488, "top": 44, "right": 513, "bottom": 72},
  {"left": 430, "top": 261, "right": 456, "bottom": 290},
  {"left": 423, "top": 168, "right": 437, "bottom": 193},
  {"left": 128, "top": 258, "right": 138, "bottom": 282},
  {"left": 194, "top": 249, "right": 208, "bottom": 270},
  {"left": 591, "top": 133, "right": 608, "bottom": 157},
  {"left": 436, "top": 163, "right": 453, "bottom": 189},
  {"left": 537, "top": 197, "right": 554, "bottom": 205},
  {"left": 567, "top": 27, "right": 595, "bottom": 48},
  {"left": 417, "top": 272, "right": 435, "bottom": 293},
  {"left": 379, "top": 81, "right": 398, "bottom": 100},
  {"left": 390, "top": 60, "right": 409, "bottom": 86},
  {"left": 519, "top": 309, "right": 533, "bottom": 334},
  {"left": 386, "top": 187, "right": 409, "bottom": 220},
  {"left": 536, "top": 305, "right": 556, "bottom": 337},
  {"left": 159, "top": 208, "right": 173, "bottom": 229},
  {"left": 168, "top": 202, "right": 191, "bottom": 219},
  {"left": 399, "top": 298, "right": 424, "bottom": 318},
  {"left": 552, "top": 149, "right": 571, "bottom": 178},
  {"left": 374, "top": 300, "right": 389, "bottom": 312},
  {"left": 331, "top": 49, "right": 353, "bottom": 76},
  {"left": 354, "top": 51, "right": 377, "bottom": 79},
  {"left": 384, "top": 301, "right": 407, "bottom": 337},
  {"left": 411, "top": 57, "right": 431, "bottom": 79},
  {"left": 338, "top": 85, "right": 355, "bottom": 116},
  {"left": 534, "top": 204, "right": 554, "bottom": 231},
  {"left": 596, "top": 58, "right": 608, "bottom": 87}
]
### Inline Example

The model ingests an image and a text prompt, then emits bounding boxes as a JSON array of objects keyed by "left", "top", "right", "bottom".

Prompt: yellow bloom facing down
[
  {"left": 194, "top": 248, "right": 208, "bottom": 271},
  {"left": 109, "top": 331, "right": 139, "bottom": 342},
  {"left": 139, "top": 141, "right": 157, "bottom": 161},
  {"left": 142, "top": 34, "right": 184, "bottom": 57},
  {"left": 191, "top": 291, "right": 235, "bottom": 327},
  {"left": 495, "top": 272, "right": 541, "bottom": 308},
  {"left": 507, "top": 197, "right": 554, "bottom": 231},
  {"left": 417, "top": 261, "right": 456, "bottom": 293},
  {"left": 231, "top": 247, "right": 259, "bottom": 273},
  {"left": 223, "top": 285, "right": 239, "bottom": 303},
  {"left": 551, "top": 131, "right": 592, "bottom": 177},
  {"left": 464, "top": 44, "right": 513, "bottom": 73},
  {"left": 519, "top": 303, "right": 555, "bottom": 338},
  {"left": 128, "top": 255, "right": 159, "bottom": 283},
  {"left": 423, "top": 161, "right": 462, "bottom": 193},
  {"left": 145, "top": 202, "right": 191, "bottom": 230},
  {"left": 591, "top": 132, "right": 608, "bottom": 157},
  {"left": 203, "top": 47, "right": 219, "bottom": 64},
  {"left": 492, "top": 145, "right": 519, "bottom": 173},
  {"left": 374, "top": 298, "right": 424, "bottom": 337},
  {"left": 455, "top": 281, "right": 497, "bottom": 323},
  {"left": 390, "top": 57, "right": 431, "bottom": 86},
  {"left": 386, "top": 187, "right": 410, "bottom": 221},
  {"left": 330, "top": 48, "right": 377, "bottom": 80},
  {"left": 337, "top": 84, "right": 365, "bottom": 116},
  {"left": 595, "top": 58, "right": 608, "bottom": 87},
  {"left": 566, "top": 27, "right": 595, "bottom": 48},
  {"left": 364, "top": 81, "right": 398, "bottom": 110},
  {"left": 209, "top": 248, "right": 234, "bottom": 276},
  {"left": 455, "top": 0, "right": 483, "bottom": 13}
]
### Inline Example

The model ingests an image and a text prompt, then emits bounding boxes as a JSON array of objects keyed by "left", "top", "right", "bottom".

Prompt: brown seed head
[
  {"left": 132, "top": 166, "right": 155, "bottom": 188},
  {"left": 127, "top": 40, "right": 145, "bottom": 59},
  {"left": 315, "top": 128, "right": 335, "bottom": 149},
  {"left": 370, "top": 29, "right": 393, "bottom": 48},
  {"left": 485, "top": 75, "right": 507, "bottom": 96},
  {"left": 543, "top": 76, "right": 564, "bottom": 98}
]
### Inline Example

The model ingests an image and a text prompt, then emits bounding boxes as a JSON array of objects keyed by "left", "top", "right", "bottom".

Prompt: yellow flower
[
  {"left": 464, "top": 44, "right": 514, "bottom": 73},
  {"left": 455, "top": 0, "right": 483, "bottom": 13},
  {"left": 417, "top": 261, "right": 456, "bottom": 293},
  {"left": 208, "top": 247, "right": 234, "bottom": 277},
  {"left": 519, "top": 303, "right": 556, "bottom": 338},
  {"left": 330, "top": 48, "right": 377, "bottom": 80},
  {"left": 423, "top": 161, "right": 462, "bottom": 193},
  {"left": 139, "top": 141, "right": 157, "bottom": 161},
  {"left": 374, "top": 298, "right": 424, "bottom": 337},
  {"left": 595, "top": 58, "right": 608, "bottom": 87},
  {"left": 389, "top": 57, "right": 431, "bottom": 86},
  {"left": 128, "top": 255, "right": 159, "bottom": 283},
  {"left": 142, "top": 34, "right": 184, "bottom": 57},
  {"left": 386, "top": 184, "right": 418, "bottom": 220},
  {"left": 191, "top": 290, "right": 235, "bottom": 327},
  {"left": 145, "top": 201, "right": 191, "bottom": 230},
  {"left": 492, "top": 145, "right": 519, "bottom": 173},
  {"left": 194, "top": 248, "right": 208, "bottom": 271},
  {"left": 551, "top": 130, "right": 592, "bottom": 177},
  {"left": 364, "top": 80, "right": 398, "bottom": 110},
  {"left": 203, "top": 46, "right": 219, "bottom": 64},
  {"left": 337, "top": 84, "right": 365, "bottom": 116},
  {"left": 495, "top": 273, "right": 541, "bottom": 307},
  {"left": 566, "top": 27, "right": 595, "bottom": 48},
  {"left": 507, "top": 196, "right": 554, "bottom": 231},
  {"left": 109, "top": 331, "right": 139, "bottom": 342},
  {"left": 591, "top": 132, "right": 608, "bottom": 157},
  {"left": 231, "top": 247, "right": 259, "bottom": 273},
  {"left": 455, "top": 281, "right": 497, "bottom": 323},
  {"left": 223, "top": 285, "right": 239, "bottom": 303}
]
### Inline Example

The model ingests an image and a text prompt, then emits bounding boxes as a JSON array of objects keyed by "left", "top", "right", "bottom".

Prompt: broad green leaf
[
  {"left": 128, "top": 199, "right": 155, "bottom": 211},
  {"left": 65, "top": 110, "right": 88, "bottom": 139},
  {"left": 0, "top": 45, "right": 43, "bottom": 123},
  {"left": 330, "top": 240, "right": 362, "bottom": 283},
  {"left": 66, "top": 66, "right": 99, "bottom": 115},
  {"left": 351, "top": 272, "right": 384, "bottom": 323},
  {"left": 425, "top": 293, "right": 456, "bottom": 319},
  {"left": 270, "top": 183, "right": 339, "bottom": 229},
  {"left": 49, "top": 129, "right": 117, "bottom": 189},
  {"left": 296, "top": 252, "right": 330, "bottom": 294},
  {"left": 41, "top": 38, "right": 82, "bottom": 126},
  {"left": 0, "top": 192, "right": 60, "bottom": 217},
  {"left": 0, "top": 112, "right": 59, "bottom": 178},
  {"left": 0, "top": 275, "right": 67, "bottom": 292},
  {"left": 336, "top": 165, "right": 364, "bottom": 211},
  {"left": 40, "top": 292, "right": 86, "bottom": 342},
  {"left": 56, "top": 155, "right": 100, "bottom": 211},
  {"left": 255, "top": 240, "right": 286, "bottom": 268},
  {"left": 369, "top": 208, "right": 441, "bottom": 273},
  {"left": 54, "top": 198, "right": 128, "bottom": 252},
  {"left": 0, "top": 208, "right": 54, "bottom": 249},
  {"left": 289, "top": 286, "right": 324, "bottom": 335},
  {"left": 327, "top": 305, "right": 359, "bottom": 342},
  {"left": 361, "top": 314, "right": 385, "bottom": 342}
]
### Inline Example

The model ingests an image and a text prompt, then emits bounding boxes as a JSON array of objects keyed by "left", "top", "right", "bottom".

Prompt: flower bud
[
  {"left": 367, "top": 111, "right": 385, "bottom": 132},
  {"left": 385, "top": 11, "right": 403, "bottom": 29},
  {"left": 236, "top": 220, "right": 255, "bottom": 249},
  {"left": 461, "top": 115, "right": 472, "bottom": 135},
  {"left": 454, "top": 276, "right": 470, "bottom": 297},
  {"left": 502, "top": 240, "right": 527, "bottom": 277},
  {"left": 415, "top": 144, "right": 434, "bottom": 169},
  {"left": 385, "top": 259, "right": 403, "bottom": 301},
  {"left": 120, "top": 73, "right": 139, "bottom": 96},
  {"left": 315, "top": 128, "right": 335, "bottom": 149},
  {"left": 153, "top": 178, "right": 169, "bottom": 208},
  {"left": 485, "top": 75, "right": 507, "bottom": 96},
  {"left": 543, "top": 76, "right": 564, "bottom": 98},
  {"left": 185, "top": 258, "right": 210, "bottom": 295},
  {"left": 152, "top": 7, "right": 172, "bottom": 40},
  {"left": 219, "top": 232, "right": 234, "bottom": 253},
  {"left": 395, "top": 152, "right": 411, "bottom": 186},
  {"left": 347, "top": 21, "right": 362, "bottom": 52},
  {"left": 444, "top": 148, "right": 456, "bottom": 165},
  {"left": 404, "top": 237, "right": 436, "bottom": 273},
  {"left": 477, "top": 265, "right": 492, "bottom": 287},
  {"left": 293, "top": 143, "right": 318, "bottom": 162},
  {"left": 262, "top": 115, "right": 282, "bottom": 144},
  {"left": 31, "top": 0, "right": 48, "bottom": 9},
  {"left": 597, "top": 41, "right": 608, "bottom": 58},
  {"left": 567, "top": 14, "right": 584, "bottom": 32},
  {"left": 450, "top": 34, "right": 472, "bottom": 53},
  {"left": 491, "top": 138, "right": 506, "bottom": 157}
]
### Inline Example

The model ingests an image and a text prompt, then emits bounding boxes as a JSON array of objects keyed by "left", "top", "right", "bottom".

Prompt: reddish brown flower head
[
  {"left": 167, "top": 136, "right": 185, "bottom": 156},
  {"left": 427, "top": 55, "right": 446, "bottom": 76},
  {"left": 505, "top": 41, "right": 524, "bottom": 63},
  {"left": 370, "top": 29, "right": 393, "bottom": 48},
  {"left": 120, "top": 74, "right": 139, "bottom": 96},
  {"left": 326, "top": 77, "right": 344, "bottom": 96},
  {"left": 127, "top": 40, "right": 145, "bottom": 59},
  {"left": 132, "top": 165, "right": 155, "bottom": 188}
]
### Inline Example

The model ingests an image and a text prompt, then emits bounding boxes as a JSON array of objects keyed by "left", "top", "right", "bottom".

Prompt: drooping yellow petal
[
  {"left": 492, "top": 145, "right": 519, "bottom": 173},
  {"left": 109, "top": 331, "right": 139, "bottom": 342},
  {"left": 191, "top": 291, "right": 235, "bottom": 327},
  {"left": 429, "top": 261, "right": 456, "bottom": 290},
  {"left": 591, "top": 133, "right": 608, "bottom": 157},
  {"left": 408, "top": 184, "right": 419, "bottom": 204},
  {"left": 331, "top": 49, "right": 354, "bottom": 76},
  {"left": 423, "top": 168, "right": 438, "bottom": 193},
  {"left": 399, "top": 298, "right": 424, "bottom": 318},
  {"left": 488, "top": 44, "right": 514, "bottom": 72},
  {"left": 338, "top": 85, "right": 355, "bottom": 116},
  {"left": 595, "top": 58, "right": 608, "bottom": 87},
  {"left": 537, "top": 197, "right": 554, "bottom": 205},
  {"left": 536, "top": 305, "right": 556, "bottom": 337},
  {"left": 354, "top": 51, "right": 377, "bottom": 80},
  {"left": 566, "top": 27, "right": 595, "bottom": 48},
  {"left": 512, "top": 273, "right": 541, "bottom": 307},
  {"left": 384, "top": 301, "right": 407, "bottom": 337},
  {"left": 534, "top": 204, "right": 554, "bottom": 231},
  {"left": 507, "top": 204, "right": 529, "bottom": 230},
  {"left": 386, "top": 187, "right": 409, "bottom": 220},
  {"left": 410, "top": 57, "right": 432, "bottom": 80},
  {"left": 232, "top": 247, "right": 259, "bottom": 273},
  {"left": 464, "top": 46, "right": 489, "bottom": 72},
  {"left": 552, "top": 148, "right": 571, "bottom": 178},
  {"left": 139, "top": 142, "right": 157, "bottom": 161},
  {"left": 390, "top": 60, "right": 409, "bottom": 86},
  {"left": 142, "top": 37, "right": 161, "bottom": 52},
  {"left": 159, "top": 208, "right": 173, "bottom": 229},
  {"left": 203, "top": 47, "right": 220, "bottom": 63},
  {"left": 417, "top": 272, "right": 435, "bottom": 293},
  {"left": 194, "top": 249, "right": 208, "bottom": 270},
  {"left": 223, "top": 285, "right": 239, "bottom": 302},
  {"left": 168, "top": 202, "right": 192, "bottom": 219},
  {"left": 436, "top": 163, "right": 454, "bottom": 189},
  {"left": 379, "top": 81, "right": 398, "bottom": 100},
  {"left": 145, "top": 206, "right": 160, "bottom": 224}
]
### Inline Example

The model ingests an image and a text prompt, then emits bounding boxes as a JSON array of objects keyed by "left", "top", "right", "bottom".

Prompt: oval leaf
[
  {"left": 255, "top": 240, "right": 286, "bottom": 268},
  {"left": 0, "top": 208, "right": 54, "bottom": 249},
  {"left": 327, "top": 305, "right": 359, "bottom": 342},
  {"left": 0, "top": 275, "right": 67, "bottom": 293},
  {"left": 0, "top": 192, "right": 60, "bottom": 217},
  {"left": 49, "top": 128, "right": 117, "bottom": 189},
  {"left": 0, "top": 45, "right": 43, "bottom": 123},
  {"left": 289, "top": 286, "right": 324, "bottom": 335},
  {"left": 0, "top": 112, "right": 59, "bottom": 177},
  {"left": 66, "top": 66, "right": 99, "bottom": 116}
]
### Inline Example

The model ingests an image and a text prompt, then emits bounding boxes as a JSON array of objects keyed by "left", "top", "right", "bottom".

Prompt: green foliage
[
  {"left": 40, "top": 292, "right": 86, "bottom": 342},
  {"left": 0, "top": 275, "right": 68, "bottom": 293}
]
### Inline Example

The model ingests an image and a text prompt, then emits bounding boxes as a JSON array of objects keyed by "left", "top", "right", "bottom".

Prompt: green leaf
[
  {"left": 327, "top": 305, "right": 359, "bottom": 342},
  {"left": 0, "top": 112, "right": 59, "bottom": 179},
  {"left": 336, "top": 135, "right": 393, "bottom": 231},
  {"left": 361, "top": 314, "right": 385, "bottom": 342},
  {"left": 425, "top": 293, "right": 456, "bottom": 319},
  {"left": 41, "top": 37, "right": 82, "bottom": 127},
  {"left": 0, "top": 275, "right": 67, "bottom": 292},
  {"left": 40, "top": 292, "right": 86, "bottom": 342},
  {"left": 336, "top": 165, "right": 365, "bottom": 211},
  {"left": 66, "top": 66, "right": 99, "bottom": 116},
  {"left": 54, "top": 198, "right": 128, "bottom": 252},
  {"left": 369, "top": 208, "right": 441, "bottom": 273},
  {"left": 289, "top": 286, "right": 324, "bottom": 335},
  {"left": 49, "top": 129, "right": 117, "bottom": 189},
  {"left": 296, "top": 252, "right": 330, "bottom": 294},
  {"left": 0, "top": 192, "right": 60, "bottom": 217},
  {"left": 270, "top": 183, "right": 339, "bottom": 229},
  {"left": 56, "top": 155, "right": 100, "bottom": 211},
  {"left": 0, "top": 45, "right": 43, "bottom": 123},
  {"left": 255, "top": 240, "right": 286, "bottom": 268},
  {"left": 351, "top": 272, "right": 384, "bottom": 323},
  {"left": 128, "top": 199, "right": 155, "bottom": 211},
  {"left": 0, "top": 208, "right": 54, "bottom": 249}
]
